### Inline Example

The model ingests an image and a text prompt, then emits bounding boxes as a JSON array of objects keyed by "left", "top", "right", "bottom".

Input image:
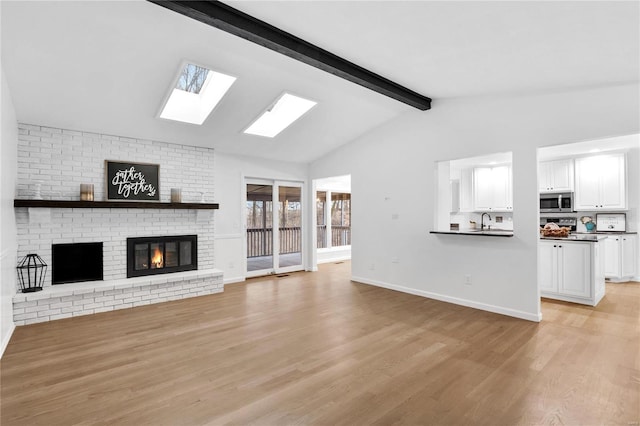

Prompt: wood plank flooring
[{"left": 1, "top": 261, "right": 638, "bottom": 425}]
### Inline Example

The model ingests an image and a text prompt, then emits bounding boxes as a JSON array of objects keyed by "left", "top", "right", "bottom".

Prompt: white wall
[
  {"left": 213, "top": 152, "right": 308, "bottom": 283},
  {"left": 633, "top": 147, "right": 640, "bottom": 279},
  {"left": 0, "top": 67, "right": 18, "bottom": 356},
  {"left": 626, "top": 145, "right": 640, "bottom": 280},
  {"left": 310, "top": 83, "right": 640, "bottom": 321}
]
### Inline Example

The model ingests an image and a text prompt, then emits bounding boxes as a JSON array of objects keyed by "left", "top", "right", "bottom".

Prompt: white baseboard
[
  {"left": 317, "top": 255, "right": 351, "bottom": 264},
  {"left": 1, "top": 322, "right": 16, "bottom": 359},
  {"left": 351, "top": 276, "right": 542, "bottom": 323},
  {"left": 223, "top": 276, "right": 246, "bottom": 285},
  {"left": 607, "top": 276, "right": 640, "bottom": 283},
  {"left": 214, "top": 233, "right": 243, "bottom": 240}
]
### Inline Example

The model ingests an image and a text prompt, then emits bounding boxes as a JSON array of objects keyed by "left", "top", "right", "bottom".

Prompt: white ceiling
[
  {"left": 2, "top": 1, "right": 638, "bottom": 164},
  {"left": 230, "top": 1, "right": 639, "bottom": 98}
]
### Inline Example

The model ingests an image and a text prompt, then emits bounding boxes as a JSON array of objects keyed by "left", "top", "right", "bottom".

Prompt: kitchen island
[{"left": 538, "top": 236, "right": 606, "bottom": 306}]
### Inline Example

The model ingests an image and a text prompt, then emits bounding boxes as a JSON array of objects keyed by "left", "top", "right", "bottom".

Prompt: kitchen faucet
[{"left": 481, "top": 212, "right": 492, "bottom": 231}]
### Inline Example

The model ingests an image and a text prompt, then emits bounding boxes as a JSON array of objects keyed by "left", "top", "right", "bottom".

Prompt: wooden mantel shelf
[{"left": 14, "top": 199, "right": 219, "bottom": 210}]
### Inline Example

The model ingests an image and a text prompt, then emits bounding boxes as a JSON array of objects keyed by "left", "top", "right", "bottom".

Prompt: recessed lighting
[
  {"left": 159, "top": 62, "right": 236, "bottom": 125},
  {"left": 244, "top": 93, "right": 317, "bottom": 138}
]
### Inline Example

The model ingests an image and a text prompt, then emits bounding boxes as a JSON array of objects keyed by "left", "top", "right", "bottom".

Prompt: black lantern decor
[{"left": 16, "top": 254, "right": 47, "bottom": 293}]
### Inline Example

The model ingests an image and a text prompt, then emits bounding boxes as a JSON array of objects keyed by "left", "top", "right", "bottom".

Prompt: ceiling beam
[{"left": 147, "top": 0, "right": 432, "bottom": 111}]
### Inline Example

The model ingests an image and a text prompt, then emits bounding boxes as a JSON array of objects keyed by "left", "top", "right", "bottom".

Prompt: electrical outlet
[
  {"left": 369, "top": 263, "right": 375, "bottom": 270},
  {"left": 391, "top": 257, "right": 399, "bottom": 264},
  {"left": 464, "top": 274, "right": 472, "bottom": 285}
]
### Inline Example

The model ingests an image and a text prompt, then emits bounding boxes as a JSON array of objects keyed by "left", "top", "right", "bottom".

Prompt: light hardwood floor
[{"left": 2, "top": 261, "right": 639, "bottom": 425}]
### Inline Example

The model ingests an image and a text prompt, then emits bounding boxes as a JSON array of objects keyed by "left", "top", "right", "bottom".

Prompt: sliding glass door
[{"left": 246, "top": 180, "right": 303, "bottom": 277}]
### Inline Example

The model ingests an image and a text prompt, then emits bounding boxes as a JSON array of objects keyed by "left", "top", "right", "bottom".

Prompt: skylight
[
  {"left": 159, "top": 63, "right": 236, "bottom": 125},
  {"left": 177, "top": 63, "right": 209, "bottom": 94},
  {"left": 244, "top": 93, "right": 317, "bottom": 138}
]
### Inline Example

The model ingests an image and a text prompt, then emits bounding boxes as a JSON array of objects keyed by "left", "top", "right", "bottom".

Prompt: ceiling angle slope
[{"left": 147, "top": 0, "right": 432, "bottom": 111}]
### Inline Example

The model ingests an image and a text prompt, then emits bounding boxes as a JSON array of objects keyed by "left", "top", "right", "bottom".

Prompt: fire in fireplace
[{"left": 127, "top": 235, "right": 197, "bottom": 278}]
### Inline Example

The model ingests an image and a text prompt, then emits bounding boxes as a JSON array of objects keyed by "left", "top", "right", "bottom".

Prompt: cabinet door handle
[
  {"left": 559, "top": 245, "right": 562, "bottom": 248},
  {"left": 553, "top": 245, "right": 557, "bottom": 248}
]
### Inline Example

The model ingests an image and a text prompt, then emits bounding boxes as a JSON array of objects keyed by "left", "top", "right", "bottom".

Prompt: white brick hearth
[
  {"left": 13, "top": 123, "right": 222, "bottom": 324},
  {"left": 13, "top": 269, "right": 223, "bottom": 325}
]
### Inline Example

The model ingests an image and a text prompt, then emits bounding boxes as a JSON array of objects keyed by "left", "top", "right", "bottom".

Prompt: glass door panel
[
  {"left": 246, "top": 183, "right": 273, "bottom": 273},
  {"left": 278, "top": 185, "right": 302, "bottom": 270}
]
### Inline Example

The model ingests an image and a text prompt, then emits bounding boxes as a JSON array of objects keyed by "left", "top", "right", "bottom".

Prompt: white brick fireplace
[{"left": 13, "top": 124, "right": 223, "bottom": 325}]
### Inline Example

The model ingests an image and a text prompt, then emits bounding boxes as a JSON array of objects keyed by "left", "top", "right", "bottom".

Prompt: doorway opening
[{"left": 314, "top": 175, "right": 352, "bottom": 265}]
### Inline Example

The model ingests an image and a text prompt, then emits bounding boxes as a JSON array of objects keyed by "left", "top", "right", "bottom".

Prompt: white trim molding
[
  {"left": 214, "top": 234, "right": 243, "bottom": 240},
  {"left": 351, "top": 276, "right": 542, "bottom": 323},
  {"left": 223, "top": 276, "right": 246, "bottom": 285},
  {"left": 1, "top": 323, "right": 16, "bottom": 359}
]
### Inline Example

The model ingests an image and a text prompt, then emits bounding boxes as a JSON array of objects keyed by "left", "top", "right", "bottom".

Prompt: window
[
  {"left": 331, "top": 193, "right": 351, "bottom": 247},
  {"left": 316, "top": 191, "right": 351, "bottom": 248},
  {"left": 317, "top": 192, "right": 327, "bottom": 248},
  {"left": 159, "top": 62, "right": 236, "bottom": 125},
  {"left": 176, "top": 63, "right": 209, "bottom": 94},
  {"left": 244, "top": 93, "right": 317, "bottom": 138}
]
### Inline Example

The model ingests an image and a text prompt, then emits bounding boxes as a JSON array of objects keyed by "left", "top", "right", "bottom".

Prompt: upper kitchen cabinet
[
  {"left": 473, "top": 165, "right": 512, "bottom": 212},
  {"left": 459, "top": 168, "right": 474, "bottom": 213},
  {"left": 574, "top": 153, "right": 626, "bottom": 210},
  {"left": 539, "top": 159, "right": 573, "bottom": 192}
]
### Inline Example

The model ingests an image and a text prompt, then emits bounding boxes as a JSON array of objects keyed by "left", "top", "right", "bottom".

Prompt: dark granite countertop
[
  {"left": 540, "top": 234, "right": 607, "bottom": 242},
  {"left": 430, "top": 230, "right": 513, "bottom": 237}
]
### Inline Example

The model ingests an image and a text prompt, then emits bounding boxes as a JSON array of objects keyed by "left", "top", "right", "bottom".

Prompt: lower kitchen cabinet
[
  {"left": 539, "top": 239, "right": 605, "bottom": 306},
  {"left": 603, "top": 234, "right": 638, "bottom": 282}
]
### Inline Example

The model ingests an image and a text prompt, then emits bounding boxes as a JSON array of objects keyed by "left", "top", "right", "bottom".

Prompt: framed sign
[{"left": 105, "top": 160, "right": 160, "bottom": 201}]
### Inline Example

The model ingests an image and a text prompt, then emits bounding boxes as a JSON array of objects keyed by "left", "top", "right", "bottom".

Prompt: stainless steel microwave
[{"left": 540, "top": 192, "right": 574, "bottom": 213}]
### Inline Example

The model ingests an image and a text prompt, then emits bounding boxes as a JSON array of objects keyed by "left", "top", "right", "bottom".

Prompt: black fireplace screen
[{"left": 127, "top": 235, "right": 197, "bottom": 278}]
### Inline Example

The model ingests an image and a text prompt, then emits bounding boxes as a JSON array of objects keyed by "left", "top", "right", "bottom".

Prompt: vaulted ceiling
[{"left": 2, "top": 1, "right": 638, "bottom": 163}]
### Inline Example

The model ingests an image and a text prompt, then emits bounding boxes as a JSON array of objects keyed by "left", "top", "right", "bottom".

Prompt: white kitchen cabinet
[
  {"left": 574, "top": 153, "right": 626, "bottom": 210},
  {"left": 539, "top": 159, "right": 574, "bottom": 192},
  {"left": 538, "top": 241, "right": 558, "bottom": 293},
  {"left": 473, "top": 165, "right": 512, "bottom": 212},
  {"left": 459, "top": 168, "right": 474, "bottom": 213},
  {"left": 603, "top": 236, "right": 619, "bottom": 277},
  {"left": 622, "top": 235, "right": 637, "bottom": 278},
  {"left": 539, "top": 239, "right": 605, "bottom": 306},
  {"left": 559, "top": 242, "right": 591, "bottom": 298},
  {"left": 603, "top": 234, "right": 637, "bottom": 282}
]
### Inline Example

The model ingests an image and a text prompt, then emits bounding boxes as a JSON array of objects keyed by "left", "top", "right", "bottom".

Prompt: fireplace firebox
[
  {"left": 52, "top": 242, "right": 103, "bottom": 285},
  {"left": 127, "top": 235, "right": 197, "bottom": 278}
]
